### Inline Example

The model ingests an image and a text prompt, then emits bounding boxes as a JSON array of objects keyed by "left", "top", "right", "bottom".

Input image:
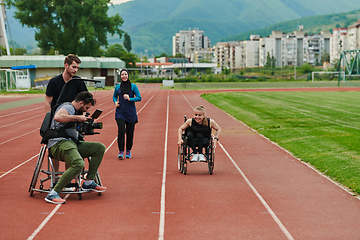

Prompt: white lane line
[
  {"left": 219, "top": 142, "right": 294, "bottom": 240},
  {"left": 27, "top": 141, "right": 115, "bottom": 240},
  {"left": 0, "top": 114, "right": 43, "bottom": 128},
  {"left": 0, "top": 154, "right": 38, "bottom": 179},
  {"left": 27, "top": 90, "right": 156, "bottom": 240},
  {"left": 0, "top": 128, "right": 38, "bottom": 145},
  {"left": 27, "top": 194, "right": 70, "bottom": 240},
  {"left": 138, "top": 93, "right": 155, "bottom": 114},
  {"left": 181, "top": 91, "right": 294, "bottom": 240},
  {"left": 158, "top": 92, "right": 169, "bottom": 240},
  {"left": 0, "top": 106, "right": 43, "bottom": 118}
]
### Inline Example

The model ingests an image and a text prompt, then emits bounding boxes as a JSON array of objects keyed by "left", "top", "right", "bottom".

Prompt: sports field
[
  {"left": 172, "top": 79, "right": 360, "bottom": 90},
  {"left": 2, "top": 83, "right": 360, "bottom": 239},
  {"left": 203, "top": 90, "right": 360, "bottom": 195}
]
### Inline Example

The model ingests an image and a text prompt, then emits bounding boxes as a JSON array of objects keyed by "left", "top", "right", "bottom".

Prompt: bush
[{"left": 300, "top": 63, "right": 313, "bottom": 74}]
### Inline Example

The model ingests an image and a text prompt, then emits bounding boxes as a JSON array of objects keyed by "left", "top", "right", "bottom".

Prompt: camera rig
[{"left": 77, "top": 109, "right": 103, "bottom": 135}]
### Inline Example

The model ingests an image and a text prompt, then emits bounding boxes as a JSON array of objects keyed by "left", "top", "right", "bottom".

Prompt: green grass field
[
  {"left": 203, "top": 91, "right": 360, "bottom": 195},
  {"left": 171, "top": 80, "right": 360, "bottom": 90}
]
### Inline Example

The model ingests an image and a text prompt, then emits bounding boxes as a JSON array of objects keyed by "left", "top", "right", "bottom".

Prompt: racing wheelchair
[{"left": 178, "top": 115, "right": 215, "bottom": 175}]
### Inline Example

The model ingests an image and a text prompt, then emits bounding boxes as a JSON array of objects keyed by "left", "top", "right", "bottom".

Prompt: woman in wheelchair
[{"left": 178, "top": 105, "right": 221, "bottom": 162}]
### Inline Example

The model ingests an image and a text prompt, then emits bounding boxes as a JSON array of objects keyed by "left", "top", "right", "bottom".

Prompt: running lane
[
  {"left": 163, "top": 89, "right": 360, "bottom": 239},
  {"left": 2, "top": 86, "right": 360, "bottom": 239}
]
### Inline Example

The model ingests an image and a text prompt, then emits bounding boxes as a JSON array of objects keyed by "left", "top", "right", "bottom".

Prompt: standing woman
[{"left": 113, "top": 69, "right": 142, "bottom": 159}]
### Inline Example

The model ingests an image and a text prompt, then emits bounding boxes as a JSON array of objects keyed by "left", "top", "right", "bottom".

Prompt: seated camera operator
[{"left": 45, "top": 91, "right": 106, "bottom": 204}]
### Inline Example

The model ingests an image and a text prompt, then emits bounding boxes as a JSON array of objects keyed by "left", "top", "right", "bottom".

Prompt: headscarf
[{"left": 120, "top": 68, "right": 131, "bottom": 95}]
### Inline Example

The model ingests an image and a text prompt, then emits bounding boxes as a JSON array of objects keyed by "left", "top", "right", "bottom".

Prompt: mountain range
[{"left": 5, "top": 0, "right": 360, "bottom": 56}]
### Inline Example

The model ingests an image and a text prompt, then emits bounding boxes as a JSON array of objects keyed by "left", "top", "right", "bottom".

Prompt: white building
[
  {"left": 244, "top": 35, "right": 260, "bottom": 67},
  {"left": 191, "top": 49, "right": 214, "bottom": 63},
  {"left": 172, "top": 29, "right": 211, "bottom": 58},
  {"left": 213, "top": 41, "right": 241, "bottom": 70},
  {"left": 330, "top": 28, "right": 348, "bottom": 63},
  {"left": 347, "top": 21, "right": 360, "bottom": 50},
  {"left": 303, "top": 32, "right": 331, "bottom": 65}
]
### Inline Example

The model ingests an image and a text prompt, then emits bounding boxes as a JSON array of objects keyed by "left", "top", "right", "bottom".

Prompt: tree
[
  {"left": 321, "top": 51, "right": 330, "bottom": 64},
  {"left": 5, "top": 0, "right": 124, "bottom": 56},
  {"left": 15, "top": 48, "right": 27, "bottom": 55},
  {"left": 123, "top": 33, "right": 132, "bottom": 53},
  {"left": 105, "top": 44, "right": 126, "bottom": 57},
  {"left": 175, "top": 53, "right": 185, "bottom": 58},
  {"left": 105, "top": 44, "right": 139, "bottom": 68},
  {"left": 265, "top": 52, "right": 272, "bottom": 67},
  {"left": 300, "top": 63, "right": 313, "bottom": 74},
  {"left": 271, "top": 56, "right": 276, "bottom": 68}
]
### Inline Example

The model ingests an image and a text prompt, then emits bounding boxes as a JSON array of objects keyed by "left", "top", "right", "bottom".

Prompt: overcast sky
[{"left": 110, "top": 0, "right": 133, "bottom": 4}]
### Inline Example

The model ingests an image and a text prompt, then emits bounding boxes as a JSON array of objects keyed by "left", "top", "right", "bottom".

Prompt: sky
[{"left": 110, "top": 0, "right": 133, "bottom": 4}]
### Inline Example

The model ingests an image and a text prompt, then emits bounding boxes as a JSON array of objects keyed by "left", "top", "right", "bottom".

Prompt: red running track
[{"left": 1, "top": 85, "right": 360, "bottom": 239}]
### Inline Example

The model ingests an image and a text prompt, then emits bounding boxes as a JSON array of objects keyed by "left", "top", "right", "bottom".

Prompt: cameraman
[{"left": 45, "top": 91, "right": 106, "bottom": 204}]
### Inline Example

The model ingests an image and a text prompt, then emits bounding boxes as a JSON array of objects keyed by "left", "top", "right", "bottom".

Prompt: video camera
[{"left": 77, "top": 109, "right": 103, "bottom": 135}]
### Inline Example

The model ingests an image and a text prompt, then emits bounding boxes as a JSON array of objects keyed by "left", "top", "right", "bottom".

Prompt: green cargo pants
[{"left": 49, "top": 139, "right": 106, "bottom": 194}]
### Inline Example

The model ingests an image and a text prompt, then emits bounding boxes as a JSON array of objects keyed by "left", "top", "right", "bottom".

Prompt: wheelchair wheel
[
  {"left": 182, "top": 161, "right": 187, "bottom": 175},
  {"left": 182, "top": 145, "right": 189, "bottom": 175},
  {"left": 29, "top": 146, "right": 47, "bottom": 195},
  {"left": 208, "top": 147, "right": 215, "bottom": 175},
  {"left": 177, "top": 146, "right": 183, "bottom": 172}
]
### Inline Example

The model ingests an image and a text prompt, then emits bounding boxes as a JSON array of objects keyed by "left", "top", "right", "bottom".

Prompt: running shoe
[
  {"left": 198, "top": 154, "right": 206, "bottom": 162},
  {"left": 126, "top": 150, "right": 131, "bottom": 158},
  {"left": 191, "top": 153, "right": 199, "bottom": 162},
  {"left": 45, "top": 191, "right": 66, "bottom": 204},
  {"left": 82, "top": 180, "right": 107, "bottom": 193},
  {"left": 117, "top": 151, "right": 124, "bottom": 159}
]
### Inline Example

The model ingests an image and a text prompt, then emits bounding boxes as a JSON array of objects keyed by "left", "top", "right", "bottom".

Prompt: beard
[
  {"left": 78, "top": 106, "right": 86, "bottom": 115},
  {"left": 66, "top": 67, "right": 75, "bottom": 77}
]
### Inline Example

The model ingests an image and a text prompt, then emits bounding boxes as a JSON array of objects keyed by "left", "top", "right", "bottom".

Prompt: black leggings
[
  {"left": 187, "top": 131, "right": 207, "bottom": 154},
  {"left": 116, "top": 118, "right": 136, "bottom": 151}
]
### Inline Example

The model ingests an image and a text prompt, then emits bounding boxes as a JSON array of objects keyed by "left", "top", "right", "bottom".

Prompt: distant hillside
[
  {"left": 222, "top": 9, "right": 360, "bottom": 41},
  {"left": 4, "top": 0, "right": 360, "bottom": 55},
  {"left": 108, "top": 0, "right": 360, "bottom": 55}
]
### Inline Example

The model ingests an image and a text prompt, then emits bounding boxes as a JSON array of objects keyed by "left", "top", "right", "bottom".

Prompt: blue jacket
[{"left": 113, "top": 83, "right": 141, "bottom": 122}]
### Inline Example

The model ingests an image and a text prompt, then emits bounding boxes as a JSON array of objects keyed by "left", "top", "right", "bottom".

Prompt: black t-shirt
[
  {"left": 190, "top": 118, "right": 211, "bottom": 138},
  {"left": 46, "top": 74, "right": 88, "bottom": 109}
]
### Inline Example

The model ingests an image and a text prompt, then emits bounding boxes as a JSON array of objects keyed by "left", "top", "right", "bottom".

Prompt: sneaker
[
  {"left": 82, "top": 180, "right": 107, "bottom": 193},
  {"left": 62, "top": 187, "right": 75, "bottom": 192},
  {"left": 55, "top": 181, "right": 75, "bottom": 192},
  {"left": 126, "top": 150, "right": 131, "bottom": 158},
  {"left": 198, "top": 154, "right": 206, "bottom": 162},
  {"left": 117, "top": 151, "right": 124, "bottom": 159},
  {"left": 191, "top": 153, "right": 199, "bottom": 162},
  {"left": 45, "top": 191, "right": 65, "bottom": 204}
]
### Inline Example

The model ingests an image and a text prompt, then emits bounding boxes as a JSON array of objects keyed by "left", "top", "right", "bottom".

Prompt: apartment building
[
  {"left": 172, "top": 29, "right": 211, "bottom": 58},
  {"left": 347, "top": 21, "right": 360, "bottom": 50},
  {"left": 244, "top": 35, "right": 260, "bottom": 67},
  {"left": 303, "top": 32, "right": 331, "bottom": 65},
  {"left": 259, "top": 36, "right": 276, "bottom": 67},
  {"left": 213, "top": 41, "right": 241, "bottom": 69},
  {"left": 234, "top": 42, "right": 246, "bottom": 69},
  {"left": 330, "top": 27, "right": 348, "bottom": 63},
  {"left": 191, "top": 49, "right": 214, "bottom": 63}
]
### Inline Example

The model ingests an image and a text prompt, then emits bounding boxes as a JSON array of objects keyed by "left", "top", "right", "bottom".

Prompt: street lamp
[
  {"left": 140, "top": 52, "right": 142, "bottom": 76},
  {"left": 145, "top": 50, "right": 148, "bottom": 83},
  {"left": 294, "top": 38, "right": 296, "bottom": 79}
]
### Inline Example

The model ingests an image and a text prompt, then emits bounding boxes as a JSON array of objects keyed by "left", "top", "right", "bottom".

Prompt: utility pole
[
  {"left": 145, "top": 50, "right": 148, "bottom": 84},
  {"left": 0, "top": 0, "right": 10, "bottom": 55},
  {"left": 294, "top": 38, "right": 296, "bottom": 79}
]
